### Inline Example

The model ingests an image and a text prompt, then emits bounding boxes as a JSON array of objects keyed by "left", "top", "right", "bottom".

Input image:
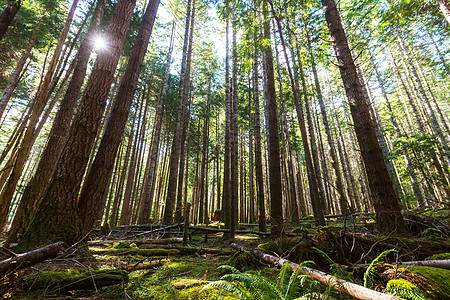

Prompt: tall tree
[
  {"left": 17, "top": 0, "right": 137, "bottom": 250},
  {"left": 6, "top": 0, "right": 106, "bottom": 244},
  {"left": 262, "top": 0, "right": 283, "bottom": 238},
  {"left": 320, "top": 0, "right": 408, "bottom": 236}
]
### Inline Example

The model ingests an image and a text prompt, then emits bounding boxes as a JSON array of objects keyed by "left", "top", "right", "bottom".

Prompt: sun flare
[{"left": 93, "top": 35, "right": 107, "bottom": 51}]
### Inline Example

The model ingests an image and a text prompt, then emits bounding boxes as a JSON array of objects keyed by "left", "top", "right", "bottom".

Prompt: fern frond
[
  {"left": 284, "top": 266, "right": 305, "bottom": 299},
  {"left": 202, "top": 280, "right": 252, "bottom": 300},
  {"left": 278, "top": 263, "right": 293, "bottom": 294},
  {"left": 218, "top": 264, "right": 241, "bottom": 274},
  {"left": 363, "top": 248, "right": 395, "bottom": 288},
  {"left": 312, "top": 247, "right": 341, "bottom": 275},
  {"left": 247, "top": 272, "right": 283, "bottom": 300},
  {"left": 386, "top": 285, "right": 427, "bottom": 300}
]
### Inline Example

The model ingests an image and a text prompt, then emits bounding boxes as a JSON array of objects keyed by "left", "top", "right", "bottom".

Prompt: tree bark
[
  {"left": 0, "top": 0, "right": 79, "bottom": 230},
  {"left": 17, "top": 0, "right": 137, "bottom": 250},
  {"left": 6, "top": 0, "right": 106, "bottom": 244},
  {"left": 321, "top": 0, "right": 407, "bottom": 236},
  {"left": 262, "top": 0, "right": 283, "bottom": 238},
  {"left": 0, "top": 0, "right": 21, "bottom": 42}
]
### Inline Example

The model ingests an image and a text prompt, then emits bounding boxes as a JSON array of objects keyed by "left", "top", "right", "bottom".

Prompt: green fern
[
  {"left": 203, "top": 264, "right": 327, "bottom": 300},
  {"left": 311, "top": 247, "right": 348, "bottom": 279},
  {"left": 386, "top": 285, "right": 427, "bottom": 300},
  {"left": 363, "top": 248, "right": 396, "bottom": 288}
]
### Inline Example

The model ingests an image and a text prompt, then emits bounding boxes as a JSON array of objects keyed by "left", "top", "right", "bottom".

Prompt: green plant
[
  {"left": 386, "top": 279, "right": 427, "bottom": 300},
  {"left": 202, "top": 263, "right": 323, "bottom": 300},
  {"left": 311, "top": 247, "right": 349, "bottom": 279},
  {"left": 363, "top": 249, "right": 395, "bottom": 288}
]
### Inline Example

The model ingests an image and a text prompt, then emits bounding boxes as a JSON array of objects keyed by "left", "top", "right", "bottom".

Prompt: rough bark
[
  {"left": 0, "top": 0, "right": 79, "bottom": 230},
  {"left": 17, "top": 0, "right": 137, "bottom": 250},
  {"left": 321, "top": 0, "right": 407, "bottom": 236},
  {"left": 262, "top": 0, "right": 283, "bottom": 238},
  {"left": 6, "top": 0, "right": 106, "bottom": 244},
  {"left": 0, "top": 242, "right": 64, "bottom": 278}
]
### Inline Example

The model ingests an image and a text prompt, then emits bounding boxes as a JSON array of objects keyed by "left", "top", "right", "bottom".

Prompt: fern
[
  {"left": 363, "top": 248, "right": 396, "bottom": 288},
  {"left": 386, "top": 285, "right": 427, "bottom": 300},
  {"left": 312, "top": 247, "right": 348, "bottom": 279},
  {"left": 204, "top": 264, "right": 328, "bottom": 300}
]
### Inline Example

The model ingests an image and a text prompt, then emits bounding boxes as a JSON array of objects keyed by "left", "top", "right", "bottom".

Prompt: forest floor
[{"left": 0, "top": 207, "right": 449, "bottom": 299}]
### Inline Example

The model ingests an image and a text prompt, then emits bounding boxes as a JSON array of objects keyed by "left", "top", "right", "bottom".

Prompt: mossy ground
[{"left": 2, "top": 209, "right": 449, "bottom": 299}]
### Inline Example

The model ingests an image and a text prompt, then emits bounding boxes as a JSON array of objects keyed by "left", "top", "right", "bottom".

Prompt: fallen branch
[
  {"left": 355, "top": 259, "right": 450, "bottom": 269},
  {"left": 231, "top": 243, "right": 403, "bottom": 300},
  {"left": 88, "top": 237, "right": 182, "bottom": 247},
  {"left": 0, "top": 242, "right": 65, "bottom": 278},
  {"left": 90, "top": 248, "right": 178, "bottom": 257}
]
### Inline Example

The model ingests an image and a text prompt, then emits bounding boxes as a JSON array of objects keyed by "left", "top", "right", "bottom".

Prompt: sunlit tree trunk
[
  {"left": 436, "top": 0, "right": 450, "bottom": 25},
  {"left": 17, "top": 0, "right": 137, "bottom": 250},
  {"left": 321, "top": 0, "right": 407, "bottom": 236},
  {"left": 78, "top": 0, "right": 159, "bottom": 232},
  {"left": 0, "top": 0, "right": 79, "bottom": 230}
]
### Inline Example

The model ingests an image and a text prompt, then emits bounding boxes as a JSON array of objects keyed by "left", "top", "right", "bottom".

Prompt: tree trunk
[
  {"left": 321, "top": 0, "right": 407, "bottom": 236},
  {"left": 436, "top": 0, "right": 450, "bottom": 25},
  {"left": 0, "top": 18, "right": 42, "bottom": 119},
  {"left": 163, "top": 0, "right": 195, "bottom": 224},
  {"left": 0, "top": 0, "right": 21, "bottom": 42},
  {"left": 253, "top": 37, "right": 266, "bottom": 233},
  {"left": 0, "top": 0, "right": 79, "bottom": 230},
  {"left": 262, "top": 0, "right": 283, "bottom": 238},
  {"left": 6, "top": 0, "right": 106, "bottom": 244},
  {"left": 17, "top": 0, "right": 137, "bottom": 250},
  {"left": 78, "top": 0, "right": 159, "bottom": 233},
  {"left": 138, "top": 21, "right": 174, "bottom": 224}
]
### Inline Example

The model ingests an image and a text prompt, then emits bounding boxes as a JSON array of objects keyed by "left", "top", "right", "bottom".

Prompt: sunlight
[{"left": 93, "top": 35, "right": 108, "bottom": 52}]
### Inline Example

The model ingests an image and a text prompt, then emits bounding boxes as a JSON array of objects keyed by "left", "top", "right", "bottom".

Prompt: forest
[{"left": 0, "top": 0, "right": 449, "bottom": 298}]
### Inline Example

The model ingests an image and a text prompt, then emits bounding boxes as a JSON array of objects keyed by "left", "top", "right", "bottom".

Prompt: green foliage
[
  {"left": 386, "top": 279, "right": 427, "bottom": 300},
  {"left": 363, "top": 249, "right": 395, "bottom": 288},
  {"left": 203, "top": 264, "right": 324, "bottom": 300},
  {"left": 311, "top": 247, "right": 349, "bottom": 279}
]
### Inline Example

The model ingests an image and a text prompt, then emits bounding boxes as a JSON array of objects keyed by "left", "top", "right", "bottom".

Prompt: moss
[
  {"left": 23, "top": 269, "right": 128, "bottom": 292},
  {"left": 421, "top": 228, "right": 442, "bottom": 239},
  {"left": 112, "top": 241, "right": 135, "bottom": 249},
  {"left": 409, "top": 266, "right": 450, "bottom": 298},
  {"left": 387, "top": 278, "right": 420, "bottom": 292},
  {"left": 91, "top": 248, "right": 176, "bottom": 257},
  {"left": 127, "top": 259, "right": 234, "bottom": 299},
  {"left": 256, "top": 236, "right": 312, "bottom": 263},
  {"left": 225, "top": 250, "right": 264, "bottom": 271},
  {"left": 425, "top": 253, "right": 450, "bottom": 260}
]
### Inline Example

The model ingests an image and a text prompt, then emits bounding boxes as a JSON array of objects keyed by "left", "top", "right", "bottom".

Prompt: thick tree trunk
[
  {"left": 262, "top": 0, "right": 283, "bottom": 238},
  {"left": 0, "top": 0, "right": 79, "bottom": 230},
  {"left": 0, "top": 0, "right": 21, "bottom": 42},
  {"left": 321, "top": 0, "right": 407, "bottom": 236},
  {"left": 17, "top": 0, "right": 137, "bottom": 250},
  {"left": 6, "top": 0, "right": 106, "bottom": 244}
]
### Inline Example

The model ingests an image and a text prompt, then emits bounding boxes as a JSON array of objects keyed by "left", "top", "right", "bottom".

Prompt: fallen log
[
  {"left": 355, "top": 259, "right": 450, "bottom": 269},
  {"left": 123, "top": 259, "right": 167, "bottom": 272},
  {"left": 0, "top": 242, "right": 65, "bottom": 278},
  {"left": 231, "top": 243, "right": 403, "bottom": 300},
  {"left": 90, "top": 248, "right": 178, "bottom": 257},
  {"left": 88, "top": 237, "right": 183, "bottom": 247},
  {"left": 23, "top": 269, "right": 128, "bottom": 291},
  {"left": 139, "top": 244, "right": 233, "bottom": 255}
]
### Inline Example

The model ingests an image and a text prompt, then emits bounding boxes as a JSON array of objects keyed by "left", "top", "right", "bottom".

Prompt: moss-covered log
[
  {"left": 0, "top": 242, "right": 65, "bottom": 278},
  {"left": 90, "top": 248, "right": 178, "bottom": 256},
  {"left": 231, "top": 243, "right": 403, "bottom": 300},
  {"left": 23, "top": 269, "right": 128, "bottom": 292}
]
